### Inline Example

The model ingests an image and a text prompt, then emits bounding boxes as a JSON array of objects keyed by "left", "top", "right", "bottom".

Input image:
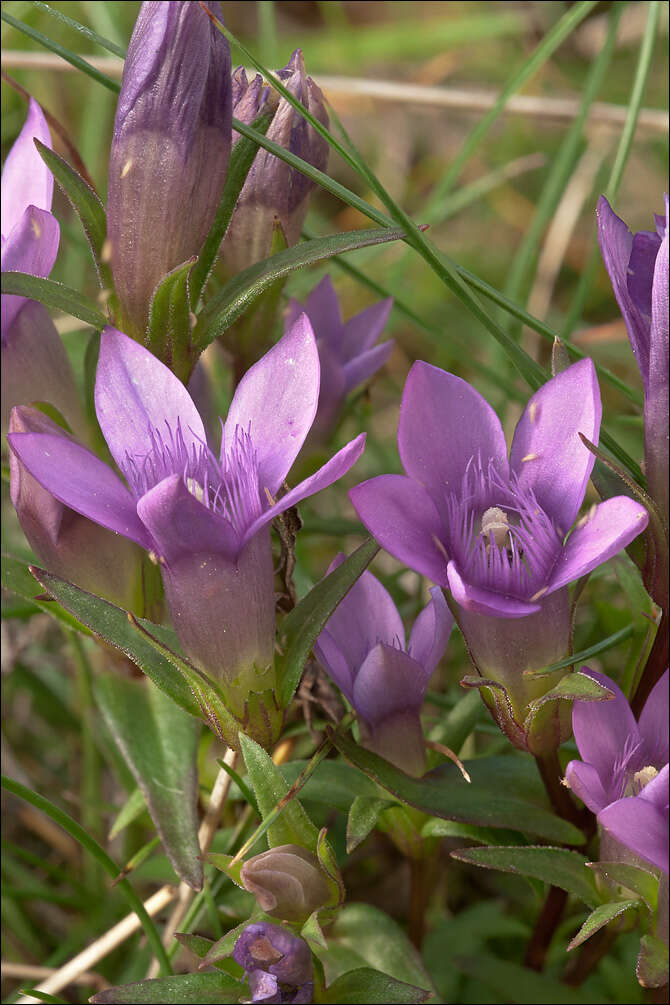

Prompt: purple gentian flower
[
  {"left": 597, "top": 196, "right": 669, "bottom": 606},
  {"left": 285, "top": 275, "right": 393, "bottom": 443},
  {"left": 314, "top": 554, "right": 452, "bottom": 775},
  {"left": 107, "top": 1, "right": 232, "bottom": 337},
  {"left": 221, "top": 50, "right": 329, "bottom": 277},
  {"left": 1, "top": 99, "right": 84, "bottom": 435},
  {"left": 566, "top": 669, "right": 669, "bottom": 873},
  {"left": 8, "top": 317, "right": 365, "bottom": 748},
  {"left": 233, "top": 922, "right": 313, "bottom": 1004},
  {"left": 349, "top": 360, "right": 648, "bottom": 752}
]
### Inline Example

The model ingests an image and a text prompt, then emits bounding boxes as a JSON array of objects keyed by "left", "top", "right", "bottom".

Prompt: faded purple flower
[
  {"left": 285, "top": 276, "right": 393, "bottom": 442},
  {"left": 315, "top": 554, "right": 452, "bottom": 775},
  {"left": 220, "top": 50, "right": 329, "bottom": 277},
  {"left": 107, "top": 1, "right": 232, "bottom": 337},
  {"left": 566, "top": 669, "right": 669, "bottom": 873},
  {"left": 240, "top": 845, "right": 331, "bottom": 922},
  {"left": 349, "top": 360, "right": 648, "bottom": 751},
  {"left": 8, "top": 317, "right": 365, "bottom": 748},
  {"left": 233, "top": 922, "right": 313, "bottom": 1004},
  {"left": 1, "top": 99, "right": 84, "bottom": 434},
  {"left": 597, "top": 196, "right": 669, "bottom": 606}
]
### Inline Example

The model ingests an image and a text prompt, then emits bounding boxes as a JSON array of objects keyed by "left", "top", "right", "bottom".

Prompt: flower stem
[
  {"left": 523, "top": 886, "right": 568, "bottom": 971},
  {"left": 535, "top": 751, "right": 593, "bottom": 838}
]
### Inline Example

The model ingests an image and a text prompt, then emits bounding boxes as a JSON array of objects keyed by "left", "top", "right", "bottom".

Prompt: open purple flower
[
  {"left": 315, "top": 554, "right": 452, "bottom": 775},
  {"left": 597, "top": 196, "right": 668, "bottom": 607},
  {"left": 566, "top": 669, "right": 668, "bottom": 873},
  {"left": 285, "top": 276, "right": 393, "bottom": 443},
  {"left": 350, "top": 360, "right": 648, "bottom": 751},
  {"left": 234, "top": 922, "right": 313, "bottom": 1004},
  {"left": 8, "top": 317, "right": 364, "bottom": 748},
  {"left": 1, "top": 99, "right": 84, "bottom": 434},
  {"left": 107, "top": 1, "right": 232, "bottom": 337}
]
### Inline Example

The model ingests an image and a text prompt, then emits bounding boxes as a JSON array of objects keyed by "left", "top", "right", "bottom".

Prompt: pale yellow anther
[
  {"left": 528, "top": 402, "right": 538, "bottom": 424},
  {"left": 30, "top": 218, "right": 42, "bottom": 240},
  {"left": 633, "top": 765, "right": 658, "bottom": 790},
  {"left": 481, "top": 506, "right": 511, "bottom": 548},
  {"left": 264, "top": 487, "right": 276, "bottom": 506},
  {"left": 186, "top": 478, "right": 205, "bottom": 503},
  {"left": 431, "top": 534, "right": 449, "bottom": 561},
  {"left": 101, "top": 238, "right": 113, "bottom": 263},
  {"left": 121, "top": 158, "right": 134, "bottom": 178},
  {"left": 521, "top": 452, "right": 538, "bottom": 463},
  {"left": 530, "top": 586, "right": 548, "bottom": 601}
]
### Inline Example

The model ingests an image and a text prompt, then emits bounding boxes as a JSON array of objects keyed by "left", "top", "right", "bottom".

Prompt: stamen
[
  {"left": 521, "top": 453, "right": 539, "bottom": 462},
  {"left": 121, "top": 158, "right": 133, "bottom": 178},
  {"left": 530, "top": 586, "right": 548, "bottom": 601},
  {"left": 528, "top": 402, "right": 539, "bottom": 424}
]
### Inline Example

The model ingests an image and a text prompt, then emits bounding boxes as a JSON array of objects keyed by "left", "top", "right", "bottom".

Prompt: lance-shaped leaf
[
  {"left": 321, "top": 969, "right": 431, "bottom": 1004},
  {"left": 346, "top": 795, "right": 398, "bottom": 853},
  {"left": 450, "top": 846, "right": 600, "bottom": 907},
  {"left": 1, "top": 272, "right": 107, "bottom": 329},
  {"left": 2, "top": 554, "right": 91, "bottom": 635},
  {"left": 567, "top": 900, "right": 640, "bottom": 952},
  {"left": 329, "top": 734, "right": 585, "bottom": 845},
  {"left": 277, "top": 537, "right": 379, "bottom": 707},
  {"left": 146, "top": 257, "right": 196, "bottom": 375},
  {"left": 637, "top": 934, "right": 670, "bottom": 989},
  {"left": 192, "top": 229, "right": 408, "bottom": 348},
  {"left": 94, "top": 671, "right": 202, "bottom": 890},
  {"left": 90, "top": 972, "right": 244, "bottom": 1004},
  {"left": 587, "top": 861, "right": 659, "bottom": 912}
]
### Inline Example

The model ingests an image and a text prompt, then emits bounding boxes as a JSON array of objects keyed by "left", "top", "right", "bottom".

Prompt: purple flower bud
[
  {"left": 1, "top": 100, "right": 84, "bottom": 436},
  {"left": 107, "top": 1, "right": 232, "bottom": 337},
  {"left": 350, "top": 360, "right": 649, "bottom": 753},
  {"left": 565, "top": 669, "right": 668, "bottom": 874},
  {"left": 240, "top": 844, "right": 332, "bottom": 922},
  {"left": 9, "top": 406, "right": 142, "bottom": 608},
  {"left": 285, "top": 276, "right": 393, "bottom": 443},
  {"left": 315, "top": 555, "right": 453, "bottom": 775},
  {"left": 221, "top": 50, "right": 329, "bottom": 276},
  {"left": 233, "top": 922, "right": 313, "bottom": 1004}
]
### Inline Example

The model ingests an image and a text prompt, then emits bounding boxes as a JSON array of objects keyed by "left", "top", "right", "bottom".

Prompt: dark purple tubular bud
[
  {"left": 9, "top": 405, "right": 143, "bottom": 609},
  {"left": 240, "top": 844, "right": 331, "bottom": 922},
  {"left": 221, "top": 49, "right": 329, "bottom": 276},
  {"left": 233, "top": 922, "right": 313, "bottom": 1004},
  {"left": 107, "top": 1, "right": 232, "bottom": 337}
]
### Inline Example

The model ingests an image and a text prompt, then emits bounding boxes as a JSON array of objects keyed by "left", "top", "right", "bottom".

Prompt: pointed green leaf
[
  {"left": 450, "top": 846, "right": 600, "bottom": 907},
  {"left": 525, "top": 671, "right": 614, "bottom": 706},
  {"left": 280, "top": 759, "right": 380, "bottom": 811},
  {"left": 320, "top": 968, "right": 430, "bottom": 1004},
  {"left": 146, "top": 257, "right": 196, "bottom": 373},
  {"left": 108, "top": 786, "right": 147, "bottom": 839},
  {"left": 329, "top": 735, "right": 585, "bottom": 845},
  {"left": 587, "top": 861, "right": 659, "bottom": 912},
  {"left": 346, "top": 796, "right": 397, "bottom": 853},
  {"left": 94, "top": 672, "right": 202, "bottom": 890},
  {"left": 567, "top": 900, "right": 640, "bottom": 952},
  {"left": 1, "top": 554, "right": 92, "bottom": 634},
  {"left": 277, "top": 538, "right": 379, "bottom": 707},
  {"left": 90, "top": 972, "right": 243, "bottom": 1004},
  {"left": 1, "top": 272, "right": 107, "bottom": 329},
  {"left": 206, "top": 853, "right": 244, "bottom": 887},
  {"left": 637, "top": 934, "right": 669, "bottom": 989},
  {"left": 420, "top": 819, "right": 519, "bottom": 845},
  {"left": 193, "top": 232, "right": 406, "bottom": 349}
]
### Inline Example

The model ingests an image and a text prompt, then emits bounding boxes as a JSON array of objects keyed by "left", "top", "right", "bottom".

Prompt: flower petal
[
  {"left": 242, "top": 433, "right": 366, "bottom": 545},
  {"left": 342, "top": 340, "right": 394, "bottom": 395},
  {"left": 571, "top": 669, "right": 638, "bottom": 789},
  {"left": 353, "top": 642, "right": 429, "bottom": 726},
  {"left": 447, "top": 561, "right": 541, "bottom": 617},
  {"left": 313, "top": 625, "right": 355, "bottom": 703},
  {"left": 135, "top": 474, "right": 239, "bottom": 566},
  {"left": 7, "top": 430, "right": 150, "bottom": 548},
  {"left": 564, "top": 759, "right": 611, "bottom": 814},
  {"left": 340, "top": 297, "right": 393, "bottom": 359},
  {"left": 510, "top": 359, "right": 601, "bottom": 532},
  {"left": 597, "top": 196, "right": 651, "bottom": 388},
  {"left": 639, "top": 669, "right": 669, "bottom": 768},
  {"left": 398, "top": 362, "right": 508, "bottom": 505},
  {"left": 627, "top": 230, "right": 662, "bottom": 315},
  {"left": 547, "top": 497, "right": 649, "bottom": 593},
  {"left": 95, "top": 327, "right": 207, "bottom": 480},
  {"left": 598, "top": 782, "right": 669, "bottom": 874},
  {"left": 349, "top": 473, "right": 449, "bottom": 586},
  {"left": 1, "top": 98, "right": 53, "bottom": 238},
  {"left": 298, "top": 274, "right": 343, "bottom": 346},
  {"left": 408, "top": 586, "right": 453, "bottom": 675},
  {"left": 224, "top": 313, "right": 319, "bottom": 495},
  {"left": 645, "top": 219, "right": 669, "bottom": 518},
  {"left": 1, "top": 207, "right": 60, "bottom": 334}
]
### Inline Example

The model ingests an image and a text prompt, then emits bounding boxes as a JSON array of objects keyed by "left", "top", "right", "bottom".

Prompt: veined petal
[
  {"left": 510, "top": 359, "right": 601, "bottom": 532},
  {"left": 7, "top": 431, "right": 150, "bottom": 548},
  {"left": 242, "top": 433, "right": 366, "bottom": 546},
  {"left": 136, "top": 474, "right": 239, "bottom": 566},
  {"left": 598, "top": 783, "right": 669, "bottom": 874},
  {"left": 571, "top": 669, "right": 638, "bottom": 787},
  {"left": 408, "top": 586, "right": 453, "bottom": 676},
  {"left": 564, "top": 759, "right": 611, "bottom": 814},
  {"left": 349, "top": 473, "right": 449, "bottom": 586},
  {"left": 353, "top": 642, "right": 429, "bottom": 726},
  {"left": 639, "top": 669, "right": 669, "bottom": 768},
  {"left": 1, "top": 98, "right": 53, "bottom": 238},
  {"left": 1, "top": 207, "right": 60, "bottom": 334},
  {"left": 340, "top": 297, "right": 393, "bottom": 359},
  {"left": 224, "top": 314, "right": 320, "bottom": 495},
  {"left": 645, "top": 220, "right": 669, "bottom": 519},
  {"left": 447, "top": 561, "right": 541, "bottom": 617},
  {"left": 341, "top": 340, "right": 394, "bottom": 395},
  {"left": 398, "top": 362, "right": 508, "bottom": 505},
  {"left": 95, "top": 327, "right": 207, "bottom": 479},
  {"left": 547, "top": 497, "right": 648, "bottom": 593}
]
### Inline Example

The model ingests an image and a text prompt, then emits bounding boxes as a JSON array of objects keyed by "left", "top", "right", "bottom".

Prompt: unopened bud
[{"left": 240, "top": 844, "right": 331, "bottom": 922}]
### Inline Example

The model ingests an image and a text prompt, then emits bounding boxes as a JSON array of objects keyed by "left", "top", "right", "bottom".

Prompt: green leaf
[
  {"left": 277, "top": 538, "right": 379, "bottom": 706},
  {"left": 319, "top": 968, "right": 430, "bottom": 1004},
  {"left": 281, "top": 759, "right": 380, "bottom": 812},
  {"left": 29, "top": 1, "right": 127, "bottom": 58},
  {"left": 0, "top": 272, "right": 107, "bottom": 329},
  {"left": 330, "top": 735, "right": 585, "bottom": 846},
  {"left": 31, "top": 567, "right": 201, "bottom": 718},
  {"left": 420, "top": 819, "right": 519, "bottom": 845},
  {"left": 1, "top": 554, "right": 92, "bottom": 634},
  {"left": 193, "top": 231, "right": 407, "bottom": 348},
  {"left": 637, "top": 934, "right": 669, "bottom": 989},
  {"left": 450, "top": 846, "right": 600, "bottom": 907},
  {"left": 90, "top": 972, "right": 244, "bottom": 1004},
  {"left": 94, "top": 673, "right": 202, "bottom": 890},
  {"left": 587, "top": 861, "right": 660, "bottom": 912},
  {"left": 525, "top": 630, "right": 636, "bottom": 678},
  {"left": 146, "top": 257, "right": 196, "bottom": 376},
  {"left": 108, "top": 786, "right": 147, "bottom": 839},
  {"left": 525, "top": 671, "right": 614, "bottom": 710},
  {"left": 567, "top": 900, "right": 640, "bottom": 951},
  {"left": 453, "top": 954, "right": 608, "bottom": 1004},
  {"left": 346, "top": 796, "right": 397, "bottom": 853}
]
